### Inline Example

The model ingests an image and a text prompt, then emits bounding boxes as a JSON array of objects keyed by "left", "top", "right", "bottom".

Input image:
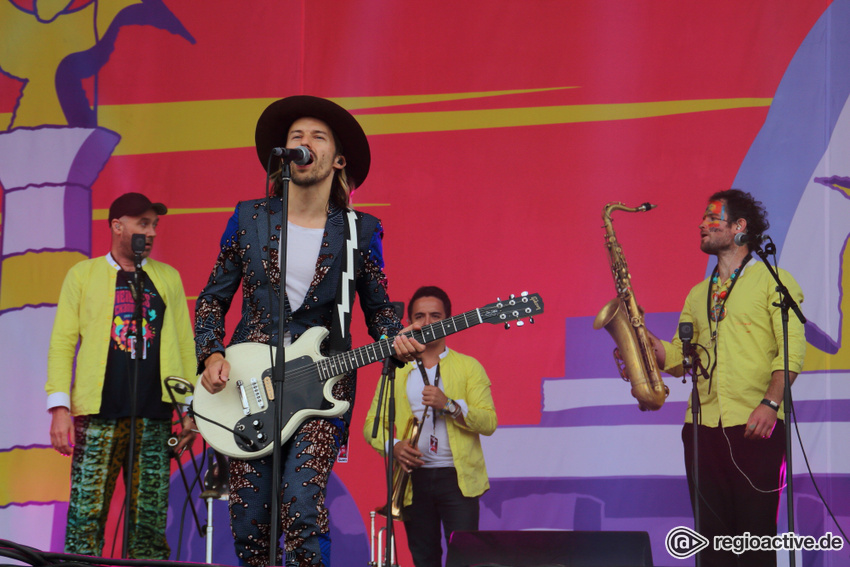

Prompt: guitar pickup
[
  {"left": 263, "top": 372, "right": 275, "bottom": 401},
  {"left": 250, "top": 377, "right": 265, "bottom": 409}
]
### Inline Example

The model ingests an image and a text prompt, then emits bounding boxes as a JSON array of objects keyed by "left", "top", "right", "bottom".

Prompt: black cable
[
  {"left": 0, "top": 539, "right": 46, "bottom": 565},
  {"left": 33, "top": 545, "right": 233, "bottom": 567},
  {"left": 164, "top": 380, "right": 209, "bottom": 559},
  {"left": 790, "top": 396, "right": 850, "bottom": 556},
  {"left": 190, "top": 407, "right": 255, "bottom": 446},
  {"left": 109, "top": 496, "right": 125, "bottom": 558},
  {"left": 682, "top": 341, "right": 732, "bottom": 535}
]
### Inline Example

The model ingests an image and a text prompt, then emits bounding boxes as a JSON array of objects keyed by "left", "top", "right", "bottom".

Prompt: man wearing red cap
[
  {"left": 195, "top": 96, "right": 422, "bottom": 567},
  {"left": 46, "top": 192, "right": 197, "bottom": 559}
]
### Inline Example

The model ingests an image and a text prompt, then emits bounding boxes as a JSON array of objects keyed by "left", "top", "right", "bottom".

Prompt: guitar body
[{"left": 192, "top": 326, "right": 350, "bottom": 459}]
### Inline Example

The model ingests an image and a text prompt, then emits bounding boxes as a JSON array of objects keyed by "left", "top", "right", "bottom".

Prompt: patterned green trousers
[{"left": 65, "top": 415, "right": 172, "bottom": 559}]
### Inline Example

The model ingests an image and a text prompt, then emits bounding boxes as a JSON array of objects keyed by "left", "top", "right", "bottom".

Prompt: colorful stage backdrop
[{"left": 1, "top": 1, "right": 849, "bottom": 565}]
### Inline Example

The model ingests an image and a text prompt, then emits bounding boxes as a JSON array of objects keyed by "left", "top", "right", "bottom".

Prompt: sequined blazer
[{"left": 194, "top": 199, "right": 402, "bottom": 414}]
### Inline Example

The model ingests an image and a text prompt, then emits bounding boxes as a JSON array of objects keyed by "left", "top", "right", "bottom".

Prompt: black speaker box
[{"left": 446, "top": 530, "right": 653, "bottom": 567}]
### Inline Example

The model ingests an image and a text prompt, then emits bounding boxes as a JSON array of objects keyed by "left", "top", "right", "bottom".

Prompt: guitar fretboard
[{"left": 316, "top": 308, "right": 486, "bottom": 380}]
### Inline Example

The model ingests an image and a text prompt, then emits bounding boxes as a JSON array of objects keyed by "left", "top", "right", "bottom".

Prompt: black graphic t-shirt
[{"left": 98, "top": 270, "right": 171, "bottom": 419}]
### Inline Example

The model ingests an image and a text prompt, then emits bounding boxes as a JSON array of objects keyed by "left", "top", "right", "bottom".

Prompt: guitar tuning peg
[
  {"left": 517, "top": 320, "right": 525, "bottom": 327},
  {"left": 529, "top": 317, "right": 535, "bottom": 324},
  {"left": 510, "top": 294, "right": 515, "bottom": 299},
  {"left": 521, "top": 291, "right": 528, "bottom": 297},
  {"left": 504, "top": 322, "right": 511, "bottom": 329}
]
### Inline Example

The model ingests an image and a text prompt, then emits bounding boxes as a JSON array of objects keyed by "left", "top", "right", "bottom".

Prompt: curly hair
[{"left": 709, "top": 188, "right": 769, "bottom": 245}]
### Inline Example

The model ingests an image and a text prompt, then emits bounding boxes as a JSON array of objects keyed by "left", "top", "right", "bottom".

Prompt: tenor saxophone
[{"left": 593, "top": 202, "right": 669, "bottom": 411}]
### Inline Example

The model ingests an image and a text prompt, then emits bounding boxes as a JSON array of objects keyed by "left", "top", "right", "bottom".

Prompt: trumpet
[{"left": 375, "top": 410, "right": 426, "bottom": 520}]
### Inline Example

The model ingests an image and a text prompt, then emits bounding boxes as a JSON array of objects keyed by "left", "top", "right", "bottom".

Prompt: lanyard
[
  {"left": 416, "top": 361, "right": 440, "bottom": 428},
  {"left": 704, "top": 253, "right": 751, "bottom": 383}
]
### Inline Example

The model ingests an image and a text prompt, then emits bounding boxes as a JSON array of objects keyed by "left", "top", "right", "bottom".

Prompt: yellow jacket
[
  {"left": 363, "top": 349, "right": 497, "bottom": 506},
  {"left": 46, "top": 255, "right": 197, "bottom": 415}
]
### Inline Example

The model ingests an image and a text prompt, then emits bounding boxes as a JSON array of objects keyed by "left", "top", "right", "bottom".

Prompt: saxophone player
[
  {"left": 363, "top": 286, "right": 498, "bottom": 567},
  {"left": 645, "top": 190, "right": 806, "bottom": 567}
]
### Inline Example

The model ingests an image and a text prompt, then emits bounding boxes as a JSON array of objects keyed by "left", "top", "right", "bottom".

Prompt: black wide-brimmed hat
[{"left": 255, "top": 95, "right": 371, "bottom": 188}]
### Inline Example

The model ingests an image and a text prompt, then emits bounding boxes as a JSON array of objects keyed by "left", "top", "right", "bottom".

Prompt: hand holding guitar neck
[{"left": 392, "top": 325, "right": 425, "bottom": 363}]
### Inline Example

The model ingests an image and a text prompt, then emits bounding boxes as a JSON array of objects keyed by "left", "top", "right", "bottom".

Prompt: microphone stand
[
  {"left": 270, "top": 158, "right": 292, "bottom": 567},
  {"left": 679, "top": 323, "right": 703, "bottom": 567},
  {"left": 750, "top": 239, "right": 806, "bottom": 567},
  {"left": 122, "top": 235, "right": 146, "bottom": 558},
  {"left": 371, "top": 357, "right": 398, "bottom": 567}
]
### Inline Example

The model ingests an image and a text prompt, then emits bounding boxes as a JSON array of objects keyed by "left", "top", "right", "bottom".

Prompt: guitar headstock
[{"left": 480, "top": 292, "right": 544, "bottom": 328}]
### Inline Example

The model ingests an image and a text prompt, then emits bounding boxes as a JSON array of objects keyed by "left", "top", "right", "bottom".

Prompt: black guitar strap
[{"left": 328, "top": 210, "right": 360, "bottom": 356}]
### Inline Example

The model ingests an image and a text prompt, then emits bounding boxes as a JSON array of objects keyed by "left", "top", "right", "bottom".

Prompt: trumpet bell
[{"left": 373, "top": 503, "right": 403, "bottom": 521}]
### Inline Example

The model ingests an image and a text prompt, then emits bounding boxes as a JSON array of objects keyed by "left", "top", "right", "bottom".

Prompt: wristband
[{"left": 760, "top": 398, "right": 780, "bottom": 411}]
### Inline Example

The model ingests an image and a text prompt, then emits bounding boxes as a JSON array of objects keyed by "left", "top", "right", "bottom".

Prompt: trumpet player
[
  {"left": 646, "top": 190, "right": 805, "bottom": 567},
  {"left": 364, "top": 286, "right": 498, "bottom": 567}
]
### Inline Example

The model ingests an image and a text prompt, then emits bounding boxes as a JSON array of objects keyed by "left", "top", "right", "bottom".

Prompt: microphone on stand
[
  {"left": 131, "top": 234, "right": 147, "bottom": 271},
  {"left": 271, "top": 146, "right": 312, "bottom": 165},
  {"left": 736, "top": 232, "right": 778, "bottom": 257},
  {"left": 679, "top": 321, "right": 694, "bottom": 370},
  {"left": 734, "top": 232, "right": 751, "bottom": 246}
]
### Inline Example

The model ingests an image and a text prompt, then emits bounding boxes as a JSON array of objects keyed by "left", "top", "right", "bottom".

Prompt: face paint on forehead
[
  {"left": 704, "top": 200, "right": 727, "bottom": 219},
  {"left": 704, "top": 200, "right": 727, "bottom": 231}
]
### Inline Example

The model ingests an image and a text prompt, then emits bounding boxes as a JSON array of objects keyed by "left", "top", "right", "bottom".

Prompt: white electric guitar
[{"left": 192, "top": 292, "right": 544, "bottom": 459}]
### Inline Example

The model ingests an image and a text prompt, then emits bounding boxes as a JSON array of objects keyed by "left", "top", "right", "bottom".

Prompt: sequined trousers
[{"left": 229, "top": 418, "right": 342, "bottom": 567}]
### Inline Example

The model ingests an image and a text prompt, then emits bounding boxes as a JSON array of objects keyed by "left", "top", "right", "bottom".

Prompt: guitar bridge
[{"left": 236, "top": 380, "right": 250, "bottom": 415}]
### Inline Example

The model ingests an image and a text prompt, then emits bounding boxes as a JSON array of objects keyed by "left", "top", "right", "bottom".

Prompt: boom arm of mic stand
[
  {"left": 751, "top": 244, "right": 806, "bottom": 324},
  {"left": 371, "top": 356, "right": 396, "bottom": 440}
]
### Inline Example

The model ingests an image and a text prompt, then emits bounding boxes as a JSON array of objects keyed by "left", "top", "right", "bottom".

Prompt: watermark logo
[{"left": 666, "top": 526, "right": 710, "bottom": 559}]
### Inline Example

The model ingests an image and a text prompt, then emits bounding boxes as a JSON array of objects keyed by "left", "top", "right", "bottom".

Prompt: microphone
[
  {"left": 131, "top": 233, "right": 146, "bottom": 255},
  {"left": 271, "top": 146, "right": 312, "bottom": 165},
  {"left": 679, "top": 321, "right": 694, "bottom": 369},
  {"left": 131, "top": 233, "right": 146, "bottom": 274},
  {"left": 734, "top": 232, "right": 753, "bottom": 246}
]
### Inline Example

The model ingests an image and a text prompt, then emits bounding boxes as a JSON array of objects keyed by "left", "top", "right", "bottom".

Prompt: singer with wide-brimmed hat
[{"left": 194, "top": 95, "right": 424, "bottom": 567}]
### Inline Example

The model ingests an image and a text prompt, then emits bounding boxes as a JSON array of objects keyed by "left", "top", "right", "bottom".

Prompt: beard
[
  {"left": 700, "top": 239, "right": 719, "bottom": 254},
  {"left": 291, "top": 155, "right": 334, "bottom": 188},
  {"left": 700, "top": 234, "right": 734, "bottom": 255}
]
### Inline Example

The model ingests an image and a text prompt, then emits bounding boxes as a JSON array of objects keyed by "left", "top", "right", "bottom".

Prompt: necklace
[
  {"left": 709, "top": 268, "right": 741, "bottom": 324},
  {"left": 706, "top": 254, "right": 751, "bottom": 347},
  {"left": 704, "top": 253, "right": 752, "bottom": 392}
]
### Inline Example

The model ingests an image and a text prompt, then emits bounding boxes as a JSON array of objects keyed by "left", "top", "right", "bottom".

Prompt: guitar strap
[{"left": 328, "top": 210, "right": 360, "bottom": 356}]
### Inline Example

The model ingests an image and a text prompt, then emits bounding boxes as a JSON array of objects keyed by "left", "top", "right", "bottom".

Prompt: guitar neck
[{"left": 316, "top": 307, "right": 486, "bottom": 380}]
